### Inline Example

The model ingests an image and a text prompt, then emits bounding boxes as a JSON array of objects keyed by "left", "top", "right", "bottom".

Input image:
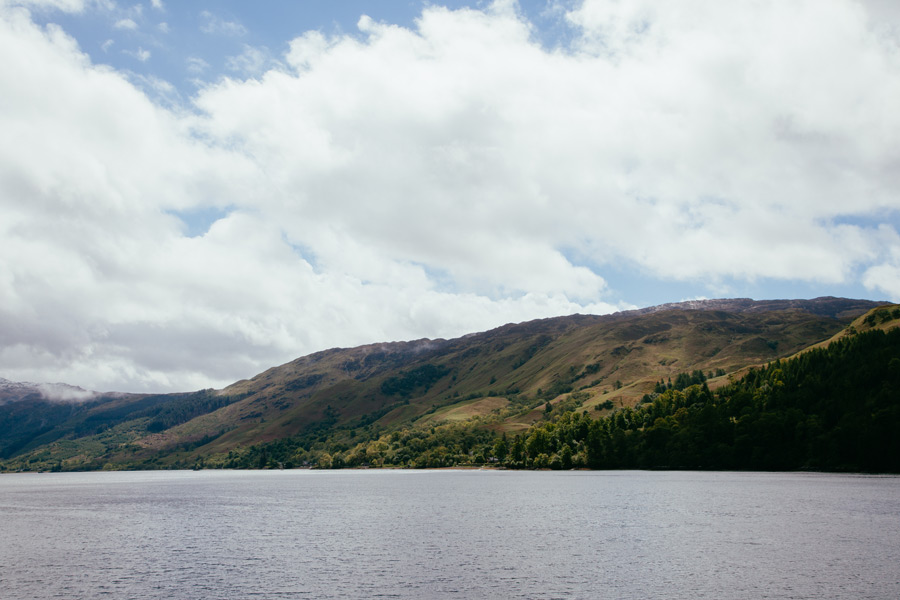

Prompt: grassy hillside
[
  {"left": 214, "top": 304, "right": 900, "bottom": 473},
  {"left": 513, "top": 319, "right": 900, "bottom": 472},
  {"left": 0, "top": 297, "right": 884, "bottom": 472}
]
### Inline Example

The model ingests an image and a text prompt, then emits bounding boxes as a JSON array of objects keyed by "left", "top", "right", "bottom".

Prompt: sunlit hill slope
[{"left": 0, "top": 297, "right": 886, "bottom": 471}]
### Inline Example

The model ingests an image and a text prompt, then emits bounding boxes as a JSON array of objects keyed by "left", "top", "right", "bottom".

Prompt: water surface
[{"left": 1, "top": 470, "right": 898, "bottom": 599}]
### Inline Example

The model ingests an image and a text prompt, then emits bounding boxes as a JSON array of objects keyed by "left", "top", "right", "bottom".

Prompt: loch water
[{"left": 1, "top": 469, "right": 898, "bottom": 599}]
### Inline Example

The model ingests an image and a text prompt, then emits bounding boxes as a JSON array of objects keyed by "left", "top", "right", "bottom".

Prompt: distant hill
[
  {"left": 621, "top": 296, "right": 878, "bottom": 319},
  {"left": 0, "top": 296, "right": 890, "bottom": 472}
]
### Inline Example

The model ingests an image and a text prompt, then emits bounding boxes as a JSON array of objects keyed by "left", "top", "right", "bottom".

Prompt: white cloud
[
  {"left": 124, "top": 45, "right": 149, "bottom": 61},
  {"left": 225, "top": 44, "right": 270, "bottom": 76},
  {"left": 1, "top": 0, "right": 899, "bottom": 392},
  {"left": 114, "top": 17, "right": 137, "bottom": 30},
  {"left": 863, "top": 261, "right": 900, "bottom": 301},
  {"left": 200, "top": 0, "right": 900, "bottom": 289},
  {"left": 186, "top": 56, "right": 209, "bottom": 74},
  {"left": 862, "top": 228, "right": 900, "bottom": 300},
  {"left": 36, "top": 382, "right": 98, "bottom": 402},
  {"left": 1, "top": 0, "right": 85, "bottom": 12},
  {"left": 128, "top": 72, "right": 177, "bottom": 104},
  {"left": 157, "top": 21, "right": 168, "bottom": 33},
  {"left": 0, "top": 8, "right": 259, "bottom": 390},
  {"left": 150, "top": 0, "right": 162, "bottom": 11},
  {"left": 199, "top": 10, "right": 246, "bottom": 36}
]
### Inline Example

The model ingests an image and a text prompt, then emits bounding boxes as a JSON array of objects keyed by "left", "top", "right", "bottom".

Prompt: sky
[{"left": 1, "top": 0, "right": 899, "bottom": 393}]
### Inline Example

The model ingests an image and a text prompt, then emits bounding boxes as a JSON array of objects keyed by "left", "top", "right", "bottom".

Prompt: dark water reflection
[{"left": 1, "top": 470, "right": 898, "bottom": 599}]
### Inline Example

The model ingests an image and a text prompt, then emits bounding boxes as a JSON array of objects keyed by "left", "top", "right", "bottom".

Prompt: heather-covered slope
[{"left": 0, "top": 297, "right": 883, "bottom": 471}]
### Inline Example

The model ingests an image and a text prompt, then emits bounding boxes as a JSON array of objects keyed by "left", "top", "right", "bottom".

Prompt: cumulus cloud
[
  {"left": 198, "top": 0, "right": 900, "bottom": 287},
  {"left": 864, "top": 262, "right": 900, "bottom": 301},
  {"left": 863, "top": 229, "right": 900, "bottom": 301},
  {"left": 0, "top": 0, "right": 898, "bottom": 392}
]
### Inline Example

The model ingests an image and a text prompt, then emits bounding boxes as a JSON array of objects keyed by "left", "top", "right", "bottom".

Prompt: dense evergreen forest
[{"left": 220, "top": 327, "right": 900, "bottom": 473}]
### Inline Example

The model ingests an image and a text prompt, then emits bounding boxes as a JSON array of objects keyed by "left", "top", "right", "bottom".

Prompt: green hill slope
[
  {"left": 515, "top": 318, "right": 900, "bottom": 472},
  {"left": 221, "top": 304, "right": 900, "bottom": 472},
  {"left": 0, "top": 297, "right": 886, "bottom": 472}
]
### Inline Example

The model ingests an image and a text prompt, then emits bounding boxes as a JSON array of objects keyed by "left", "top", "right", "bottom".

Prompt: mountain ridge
[
  {"left": 0, "top": 296, "right": 890, "bottom": 471},
  {"left": 0, "top": 296, "right": 882, "bottom": 404}
]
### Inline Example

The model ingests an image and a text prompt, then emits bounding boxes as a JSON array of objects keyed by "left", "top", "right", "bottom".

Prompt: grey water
[{"left": 1, "top": 470, "right": 898, "bottom": 599}]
